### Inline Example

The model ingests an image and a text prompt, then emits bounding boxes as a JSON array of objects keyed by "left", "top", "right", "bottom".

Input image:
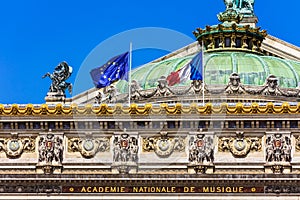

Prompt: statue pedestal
[
  {"left": 239, "top": 15, "right": 258, "bottom": 28},
  {"left": 45, "top": 92, "right": 71, "bottom": 104}
]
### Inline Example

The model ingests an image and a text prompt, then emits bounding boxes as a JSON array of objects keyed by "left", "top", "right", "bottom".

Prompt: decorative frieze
[
  {"left": 68, "top": 137, "right": 110, "bottom": 158},
  {"left": 218, "top": 132, "right": 261, "bottom": 157},
  {"left": 264, "top": 185, "right": 299, "bottom": 194},
  {"left": 1, "top": 101, "right": 300, "bottom": 116},
  {"left": 142, "top": 131, "right": 185, "bottom": 158}
]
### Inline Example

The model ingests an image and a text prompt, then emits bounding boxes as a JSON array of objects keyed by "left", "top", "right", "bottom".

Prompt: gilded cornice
[
  {"left": 0, "top": 102, "right": 299, "bottom": 116},
  {"left": 193, "top": 24, "right": 267, "bottom": 40}
]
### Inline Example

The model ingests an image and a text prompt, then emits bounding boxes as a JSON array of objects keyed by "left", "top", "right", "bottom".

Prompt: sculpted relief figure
[
  {"left": 104, "top": 85, "right": 118, "bottom": 103},
  {"left": 225, "top": 73, "right": 246, "bottom": 94},
  {"left": 94, "top": 92, "right": 103, "bottom": 104},
  {"left": 113, "top": 133, "right": 138, "bottom": 163},
  {"left": 189, "top": 134, "right": 214, "bottom": 163},
  {"left": 189, "top": 80, "right": 208, "bottom": 94},
  {"left": 266, "top": 134, "right": 292, "bottom": 162},
  {"left": 154, "top": 76, "right": 173, "bottom": 97},
  {"left": 130, "top": 80, "right": 142, "bottom": 101},
  {"left": 260, "top": 75, "right": 283, "bottom": 96},
  {"left": 38, "top": 134, "right": 64, "bottom": 164}
]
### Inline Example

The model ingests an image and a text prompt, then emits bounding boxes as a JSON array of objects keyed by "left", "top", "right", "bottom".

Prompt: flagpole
[
  {"left": 129, "top": 42, "right": 132, "bottom": 106},
  {"left": 202, "top": 40, "right": 205, "bottom": 106}
]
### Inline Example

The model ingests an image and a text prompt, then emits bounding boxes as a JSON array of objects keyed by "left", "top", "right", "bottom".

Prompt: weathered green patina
[
  {"left": 224, "top": 0, "right": 255, "bottom": 16},
  {"left": 116, "top": 52, "right": 300, "bottom": 93}
]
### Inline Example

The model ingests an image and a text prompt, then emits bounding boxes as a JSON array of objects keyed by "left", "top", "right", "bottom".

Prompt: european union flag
[
  {"left": 190, "top": 51, "right": 203, "bottom": 80},
  {"left": 90, "top": 52, "right": 129, "bottom": 88}
]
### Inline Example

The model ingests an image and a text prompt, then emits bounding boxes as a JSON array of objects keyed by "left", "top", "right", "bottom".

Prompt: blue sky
[{"left": 0, "top": 0, "right": 299, "bottom": 104}]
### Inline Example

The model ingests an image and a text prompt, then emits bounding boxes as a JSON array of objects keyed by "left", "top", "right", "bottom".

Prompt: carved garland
[
  {"left": 143, "top": 132, "right": 185, "bottom": 157},
  {"left": 1, "top": 101, "right": 300, "bottom": 116},
  {"left": 218, "top": 132, "right": 261, "bottom": 157},
  {"left": 0, "top": 137, "right": 35, "bottom": 158},
  {"left": 68, "top": 137, "right": 110, "bottom": 158}
]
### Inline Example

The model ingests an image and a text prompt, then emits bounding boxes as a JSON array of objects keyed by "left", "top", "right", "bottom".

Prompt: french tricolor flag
[
  {"left": 166, "top": 62, "right": 191, "bottom": 86},
  {"left": 166, "top": 51, "right": 203, "bottom": 86}
]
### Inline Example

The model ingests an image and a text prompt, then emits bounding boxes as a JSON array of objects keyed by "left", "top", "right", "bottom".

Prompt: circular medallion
[
  {"left": 154, "top": 139, "right": 175, "bottom": 157},
  {"left": 158, "top": 140, "right": 171, "bottom": 151},
  {"left": 83, "top": 139, "right": 94, "bottom": 151},
  {"left": 234, "top": 140, "right": 246, "bottom": 151},
  {"left": 8, "top": 140, "right": 20, "bottom": 152}
]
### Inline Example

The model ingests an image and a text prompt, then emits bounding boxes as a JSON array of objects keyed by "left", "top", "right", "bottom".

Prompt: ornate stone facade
[{"left": 3, "top": 0, "right": 300, "bottom": 198}]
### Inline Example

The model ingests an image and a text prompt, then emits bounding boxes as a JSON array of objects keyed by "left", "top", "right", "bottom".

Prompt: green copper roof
[{"left": 117, "top": 52, "right": 300, "bottom": 93}]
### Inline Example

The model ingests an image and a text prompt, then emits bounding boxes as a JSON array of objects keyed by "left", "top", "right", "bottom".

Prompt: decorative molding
[
  {"left": 68, "top": 137, "right": 110, "bottom": 158},
  {"left": 219, "top": 132, "right": 261, "bottom": 157},
  {"left": 143, "top": 131, "right": 185, "bottom": 158},
  {"left": 2, "top": 101, "right": 300, "bottom": 116}
]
